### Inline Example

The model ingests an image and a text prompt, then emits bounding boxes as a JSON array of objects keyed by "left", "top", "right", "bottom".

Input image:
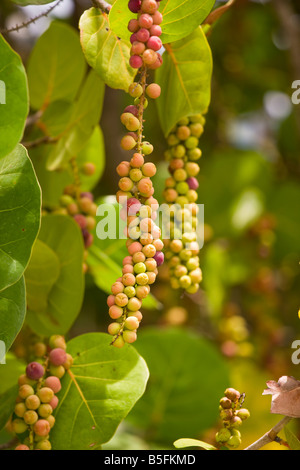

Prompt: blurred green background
[{"left": 1, "top": 0, "right": 299, "bottom": 450}]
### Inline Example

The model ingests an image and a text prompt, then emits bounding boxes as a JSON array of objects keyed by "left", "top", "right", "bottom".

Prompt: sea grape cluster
[
  {"left": 107, "top": 0, "right": 165, "bottom": 347},
  {"left": 215, "top": 388, "right": 250, "bottom": 450},
  {"left": 13, "top": 335, "right": 72, "bottom": 451},
  {"left": 59, "top": 188, "right": 97, "bottom": 273},
  {"left": 162, "top": 115, "right": 205, "bottom": 294}
]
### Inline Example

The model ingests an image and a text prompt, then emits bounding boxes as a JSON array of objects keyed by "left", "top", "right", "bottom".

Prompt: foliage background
[{"left": 0, "top": 0, "right": 299, "bottom": 450}]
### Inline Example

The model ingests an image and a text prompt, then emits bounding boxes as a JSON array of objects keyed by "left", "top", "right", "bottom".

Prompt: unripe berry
[
  {"left": 49, "top": 335, "right": 67, "bottom": 351},
  {"left": 12, "top": 419, "right": 28, "bottom": 434},
  {"left": 131, "top": 41, "right": 146, "bottom": 56},
  {"left": 19, "top": 384, "right": 35, "bottom": 400},
  {"left": 125, "top": 316, "right": 140, "bottom": 330},
  {"left": 18, "top": 374, "right": 36, "bottom": 387},
  {"left": 25, "top": 394, "right": 41, "bottom": 410},
  {"left": 15, "top": 445, "right": 30, "bottom": 450},
  {"left": 35, "top": 439, "right": 52, "bottom": 450},
  {"left": 37, "top": 387, "right": 54, "bottom": 404},
  {"left": 23, "top": 410, "right": 38, "bottom": 425},
  {"left": 123, "top": 330, "right": 137, "bottom": 344},
  {"left": 108, "top": 322, "right": 121, "bottom": 336},
  {"left": 49, "top": 348, "right": 67, "bottom": 367},
  {"left": 26, "top": 362, "right": 45, "bottom": 381},
  {"left": 113, "top": 336, "right": 125, "bottom": 349},
  {"left": 220, "top": 397, "right": 232, "bottom": 409},
  {"left": 38, "top": 404, "right": 53, "bottom": 419},
  {"left": 47, "top": 415, "right": 55, "bottom": 429},
  {"left": 215, "top": 427, "right": 231, "bottom": 444},
  {"left": 33, "top": 342, "right": 47, "bottom": 358},
  {"left": 230, "top": 416, "right": 243, "bottom": 428},
  {"left": 224, "top": 388, "right": 241, "bottom": 402},
  {"left": 49, "top": 364, "right": 65, "bottom": 379},
  {"left": 142, "top": 142, "right": 154, "bottom": 155},
  {"left": 121, "top": 113, "right": 140, "bottom": 132},
  {"left": 237, "top": 408, "right": 250, "bottom": 421},
  {"left": 62, "top": 353, "right": 73, "bottom": 370},
  {"left": 14, "top": 402, "right": 27, "bottom": 418},
  {"left": 127, "top": 297, "right": 142, "bottom": 311},
  {"left": 227, "top": 435, "right": 242, "bottom": 449},
  {"left": 135, "top": 273, "right": 149, "bottom": 285},
  {"left": 128, "top": 82, "right": 143, "bottom": 98},
  {"left": 33, "top": 419, "right": 51, "bottom": 437},
  {"left": 152, "top": 10, "right": 163, "bottom": 24},
  {"left": 131, "top": 153, "right": 144, "bottom": 168}
]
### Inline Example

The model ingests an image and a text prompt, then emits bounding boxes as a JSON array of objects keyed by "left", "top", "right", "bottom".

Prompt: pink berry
[
  {"left": 74, "top": 214, "right": 87, "bottom": 230},
  {"left": 130, "top": 33, "right": 138, "bottom": 44},
  {"left": 150, "top": 24, "right": 162, "bottom": 37},
  {"left": 131, "top": 41, "right": 146, "bottom": 56},
  {"left": 128, "top": 19, "right": 139, "bottom": 33},
  {"left": 147, "top": 36, "right": 162, "bottom": 51},
  {"left": 138, "top": 13, "right": 153, "bottom": 29},
  {"left": 44, "top": 376, "right": 62, "bottom": 394},
  {"left": 141, "top": 0, "right": 158, "bottom": 14},
  {"left": 49, "top": 395, "right": 59, "bottom": 410},
  {"left": 136, "top": 28, "right": 151, "bottom": 43},
  {"left": 153, "top": 251, "right": 164, "bottom": 267},
  {"left": 152, "top": 10, "right": 163, "bottom": 25},
  {"left": 130, "top": 55, "right": 144, "bottom": 69},
  {"left": 187, "top": 177, "right": 199, "bottom": 190},
  {"left": 124, "top": 105, "right": 139, "bottom": 117},
  {"left": 49, "top": 348, "right": 67, "bottom": 367},
  {"left": 26, "top": 362, "right": 45, "bottom": 381}
]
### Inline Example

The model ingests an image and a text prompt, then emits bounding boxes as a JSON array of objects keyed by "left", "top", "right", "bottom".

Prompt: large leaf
[
  {"left": 0, "top": 353, "right": 25, "bottom": 394},
  {"left": 0, "top": 144, "right": 41, "bottom": 292},
  {"left": 109, "top": 0, "right": 215, "bottom": 44},
  {"left": 79, "top": 8, "right": 136, "bottom": 92},
  {"left": 0, "top": 385, "right": 19, "bottom": 432},
  {"left": 25, "top": 215, "right": 85, "bottom": 336},
  {"left": 46, "top": 70, "right": 105, "bottom": 171},
  {"left": 51, "top": 333, "right": 149, "bottom": 450},
  {"left": 29, "top": 126, "right": 105, "bottom": 208},
  {"left": 25, "top": 239, "right": 60, "bottom": 313},
  {"left": 0, "top": 277, "right": 26, "bottom": 353},
  {"left": 160, "top": 0, "right": 215, "bottom": 44},
  {"left": 285, "top": 426, "right": 300, "bottom": 451},
  {"left": 156, "top": 27, "right": 213, "bottom": 136},
  {"left": 27, "top": 21, "right": 86, "bottom": 110},
  {"left": 0, "top": 35, "right": 28, "bottom": 159},
  {"left": 128, "top": 328, "right": 229, "bottom": 444}
]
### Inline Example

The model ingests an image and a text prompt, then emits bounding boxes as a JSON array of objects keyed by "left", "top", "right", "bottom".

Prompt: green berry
[
  {"left": 215, "top": 427, "right": 231, "bottom": 444},
  {"left": 12, "top": 419, "right": 28, "bottom": 435},
  {"left": 23, "top": 410, "right": 38, "bottom": 425}
]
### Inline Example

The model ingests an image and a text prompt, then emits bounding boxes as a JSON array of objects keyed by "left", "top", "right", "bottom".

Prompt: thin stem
[
  {"left": 69, "top": 157, "right": 82, "bottom": 202},
  {"left": 0, "top": 0, "right": 64, "bottom": 34},
  {"left": 22, "top": 135, "right": 58, "bottom": 150},
  {"left": 244, "top": 416, "right": 293, "bottom": 450}
]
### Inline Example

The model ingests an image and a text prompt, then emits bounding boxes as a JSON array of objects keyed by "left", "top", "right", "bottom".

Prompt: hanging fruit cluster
[
  {"left": 107, "top": 0, "right": 165, "bottom": 348},
  {"left": 163, "top": 115, "right": 205, "bottom": 294},
  {"left": 215, "top": 388, "right": 250, "bottom": 449},
  {"left": 12, "top": 335, "right": 72, "bottom": 451}
]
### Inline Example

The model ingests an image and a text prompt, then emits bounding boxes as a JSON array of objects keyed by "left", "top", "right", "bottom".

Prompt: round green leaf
[
  {"left": 51, "top": 333, "right": 149, "bottom": 450},
  {"left": 109, "top": 0, "right": 215, "bottom": 44},
  {"left": 0, "top": 277, "right": 26, "bottom": 353},
  {"left": 0, "top": 35, "right": 29, "bottom": 159},
  {"left": 156, "top": 27, "right": 213, "bottom": 136},
  {"left": 26, "top": 215, "right": 85, "bottom": 336},
  {"left": 0, "top": 144, "right": 41, "bottom": 292},
  {"left": 79, "top": 8, "right": 136, "bottom": 92},
  {"left": 25, "top": 239, "right": 60, "bottom": 312},
  {"left": 129, "top": 328, "right": 229, "bottom": 444},
  {"left": 160, "top": 0, "right": 215, "bottom": 44},
  {"left": 46, "top": 71, "right": 105, "bottom": 171},
  {"left": 27, "top": 21, "right": 86, "bottom": 110}
]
